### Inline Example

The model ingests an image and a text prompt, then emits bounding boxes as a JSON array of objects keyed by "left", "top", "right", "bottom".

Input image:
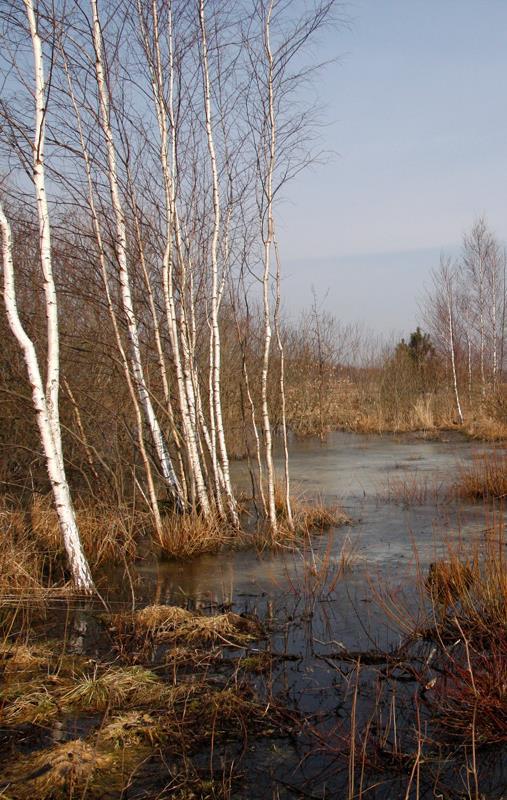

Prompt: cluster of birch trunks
[
  {"left": 425, "top": 220, "right": 507, "bottom": 425},
  {"left": 0, "top": 0, "right": 333, "bottom": 591}
]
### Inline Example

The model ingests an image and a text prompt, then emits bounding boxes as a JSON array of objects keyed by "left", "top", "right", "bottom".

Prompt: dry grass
[
  {"left": 30, "top": 494, "right": 147, "bottom": 566},
  {"left": 98, "top": 710, "right": 166, "bottom": 748},
  {"left": 374, "top": 526, "right": 506, "bottom": 747},
  {"left": 424, "top": 558, "right": 475, "bottom": 606},
  {"left": 422, "top": 536, "right": 507, "bottom": 745},
  {"left": 381, "top": 473, "right": 442, "bottom": 506},
  {"left": 453, "top": 450, "right": 507, "bottom": 500},
  {"left": 157, "top": 510, "right": 236, "bottom": 560},
  {"left": 255, "top": 483, "right": 349, "bottom": 550},
  {"left": 0, "top": 494, "right": 151, "bottom": 602},
  {"left": 109, "top": 603, "right": 263, "bottom": 650},
  {"left": 411, "top": 395, "right": 435, "bottom": 430},
  {"left": 0, "top": 739, "right": 114, "bottom": 799},
  {"left": 1, "top": 659, "right": 166, "bottom": 724},
  {"left": 0, "top": 642, "right": 92, "bottom": 725},
  {"left": 0, "top": 498, "right": 47, "bottom": 592},
  {"left": 0, "top": 640, "right": 53, "bottom": 673},
  {"left": 59, "top": 665, "right": 166, "bottom": 711},
  {"left": 292, "top": 498, "right": 349, "bottom": 533},
  {"left": 429, "top": 646, "right": 507, "bottom": 744},
  {"left": 1, "top": 685, "right": 61, "bottom": 725},
  {"left": 465, "top": 416, "right": 507, "bottom": 441}
]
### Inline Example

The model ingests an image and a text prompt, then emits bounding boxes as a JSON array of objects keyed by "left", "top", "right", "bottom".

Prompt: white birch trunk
[
  {"left": 144, "top": 0, "right": 211, "bottom": 516},
  {"left": 198, "top": 0, "right": 239, "bottom": 526},
  {"left": 1, "top": 201, "right": 94, "bottom": 593},
  {"left": 260, "top": 1, "right": 279, "bottom": 532},
  {"left": 24, "top": 0, "right": 63, "bottom": 469},
  {"left": 445, "top": 272, "right": 464, "bottom": 424},
  {"left": 61, "top": 56, "right": 164, "bottom": 536},
  {"left": 274, "top": 237, "right": 293, "bottom": 528},
  {"left": 90, "top": 0, "right": 183, "bottom": 509}
]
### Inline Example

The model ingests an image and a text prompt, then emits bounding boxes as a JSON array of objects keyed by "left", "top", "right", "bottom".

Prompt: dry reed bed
[
  {"left": 0, "top": 490, "right": 347, "bottom": 600},
  {"left": 453, "top": 449, "right": 507, "bottom": 500}
]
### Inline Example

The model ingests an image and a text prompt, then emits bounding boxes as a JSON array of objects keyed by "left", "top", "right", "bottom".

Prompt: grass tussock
[
  {"left": 1, "top": 685, "right": 60, "bottom": 725},
  {"left": 98, "top": 710, "right": 166, "bottom": 748},
  {"left": 453, "top": 449, "right": 507, "bottom": 500},
  {"left": 109, "top": 604, "right": 263, "bottom": 652},
  {"left": 424, "top": 558, "right": 475, "bottom": 606},
  {"left": 59, "top": 665, "right": 165, "bottom": 711},
  {"left": 157, "top": 511, "right": 236, "bottom": 560},
  {"left": 0, "top": 644, "right": 95, "bottom": 725},
  {"left": 0, "top": 640, "right": 53, "bottom": 673},
  {"left": 1, "top": 661, "right": 165, "bottom": 724},
  {"left": 0, "top": 494, "right": 150, "bottom": 600},
  {"left": 429, "top": 646, "right": 507, "bottom": 744},
  {"left": 465, "top": 416, "right": 507, "bottom": 441},
  {"left": 0, "top": 740, "right": 114, "bottom": 800},
  {"left": 275, "top": 483, "right": 348, "bottom": 531},
  {"left": 378, "top": 527, "right": 506, "bottom": 746},
  {"left": 0, "top": 499, "right": 47, "bottom": 592}
]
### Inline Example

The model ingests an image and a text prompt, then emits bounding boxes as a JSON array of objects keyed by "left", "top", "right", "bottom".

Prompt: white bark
[
  {"left": 444, "top": 262, "right": 464, "bottom": 424},
  {"left": 61, "top": 54, "right": 165, "bottom": 536},
  {"left": 198, "top": 0, "right": 239, "bottom": 526},
  {"left": 260, "top": 0, "right": 279, "bottom": 532},
  {"left": 1, "top": 200, "right": 94, "bottom": 593},
  {"left": 90, "top": 0, "right": 183, "bottom": 508},
  {"left": 274, "top": 237, "right": 293, "bottom": 528},
  {"left": 24, "top": 0, "right": 62, "bottom": 467},
  {"left": 143, "top": 0, "right": 211, "bottom": 515}
]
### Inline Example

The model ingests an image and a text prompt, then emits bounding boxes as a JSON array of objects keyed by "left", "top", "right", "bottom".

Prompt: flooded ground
[
  {"left": 136, "top": 431, "right": 495, "bottom": 631},
  {"left": 1, "top": 432, "right": 505, "bottom": 798}
]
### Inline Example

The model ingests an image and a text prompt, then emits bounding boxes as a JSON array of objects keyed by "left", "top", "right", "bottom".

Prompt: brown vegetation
[
  {"left": 453, "top": 449, "right": 507, "bottom": 500},
  {"left": 0, "top": 601, "right": 291, "bottom": 800},
  {"left": 109, "top": 604, "right": 263, "bottom": 650}
]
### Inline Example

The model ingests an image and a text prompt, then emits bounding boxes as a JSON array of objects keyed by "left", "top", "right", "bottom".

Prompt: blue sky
[{"left": 277, "top": 0, "right": 507, "bottom": 335}]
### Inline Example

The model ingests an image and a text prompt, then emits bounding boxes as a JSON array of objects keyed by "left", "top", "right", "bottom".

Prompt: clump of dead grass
[
  {"left": 429, "top": 645, "right": 507, "bottom": 744},
  {"left": 255, "top": 483, "right": 349, "bottom": 550},
  {"left": 463, "top": 449, "right": 507, "bottom": 500},
  {"left": 98, "top": 710, "right": 166, "bottom": 748},
  {"left": 59, "top": 665, "right": 165, "bottom": 711},
  {"left": 0, "top": 739, "right": 115, "bottom": 800},
  {"left": 1, "top": 685, "right": 60, "bottom": 725},
  {"left": 376, "top": 527, "right": 506, "bottom": 747},
  {"left": 157, "top": 511, "right": 236, "bottom": 560},
  {"left": 274, "top": 483, "right": 348, "bottom": 531},
  {"left": 424, "top": 557, "right": 475, "bottom": 607},
  {"left": 465, "top": 417, "right": 507, "bottom": 442},
  {"left": 0, "top": 640, "right": 53, "bottom": 673},
  {"left": 0, "top": 498, "right": 48, "bottom": 592},
  {"left": 453, "top": 450, "right": 507, "bottom": 501},
  {"left": 110, "top": 604, "right": 263, "bottom": 651}
]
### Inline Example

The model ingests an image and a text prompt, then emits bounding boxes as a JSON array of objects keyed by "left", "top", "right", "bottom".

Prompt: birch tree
[
  {"left": 1, "top": 0, "right": 338, "bottom": 545},
  {"left": 426, "top": 257, "right": 464, "bottom": 424},
  {"left": 0, "top": 0, "right": 94, "bottom": 593}
]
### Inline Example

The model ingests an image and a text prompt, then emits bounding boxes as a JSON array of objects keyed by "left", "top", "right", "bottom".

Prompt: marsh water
[
  {"left": 134, "top": 430, "right": 496, "bottom": 638},
  {"left": 13, "top": 432, "right": 507, "bottom": 798}
]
